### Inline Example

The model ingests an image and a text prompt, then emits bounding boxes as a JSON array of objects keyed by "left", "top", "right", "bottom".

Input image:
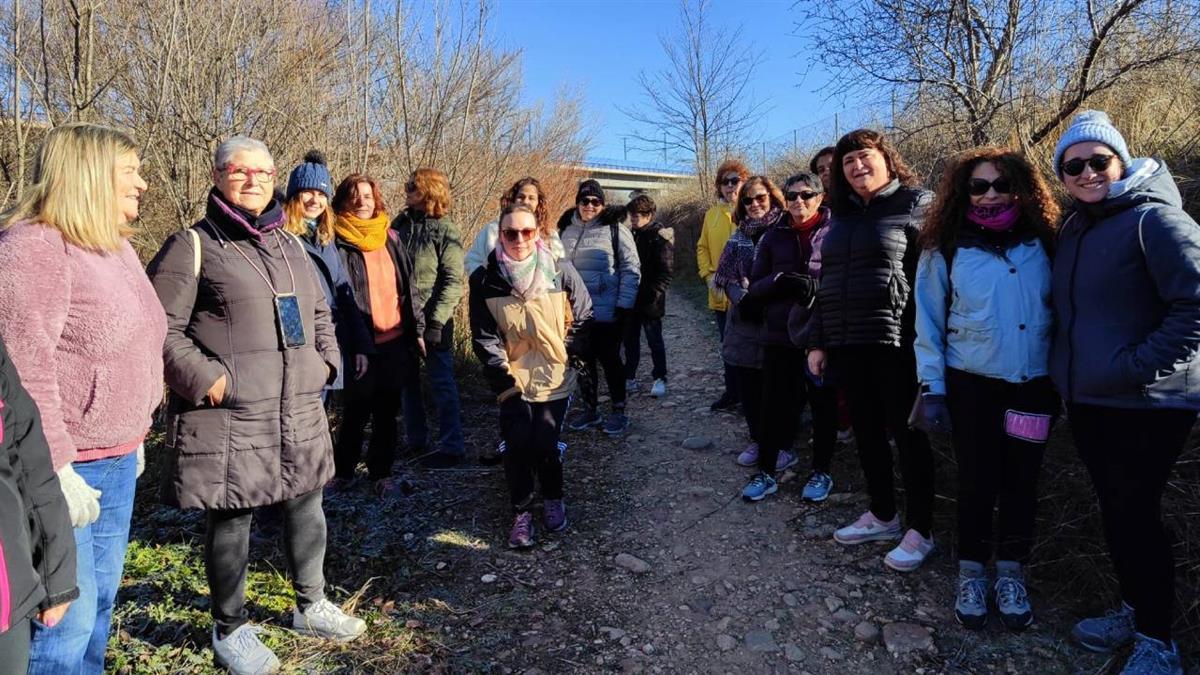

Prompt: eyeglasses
[
  {"left": 222, "top": 166, "right": 276, "bottom": 184},
  {"left": 578, "top": 197, "right": 603, "bottom": 207},
  {"left": 720, "top": 176, "right": 743, "bottom": 187},
  {"left": 1061, "top": 154, "right": 1116, "bottom": 177},
  {"left": 785, "top": 190, "right": 820, "bottom": 202},
  {"left": 404, "top": 180, "right": 417, "bottom": 192},
  {"left": 501, "top": 228, "right": 538, "bottom": 242},
  {"left": 741, "top": 193, "right": 769, "bottom": 206},
  {"left": 967, "top": 178, "right": 1013, "bottom": 196}
]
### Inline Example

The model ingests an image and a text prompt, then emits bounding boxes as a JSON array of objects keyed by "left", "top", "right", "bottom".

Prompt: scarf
[
  {"left": 207, "top": 187, "right": 284, "bottom": 241},
  {"left": 335, "top": 212, "right": 391, "bottom": 252},
  {"left": 967, "top": 203, "right": 1019, "bottom": 231},
  {"left": 791, "top": 209, "right": 823, "bottom": 231},
  {"left": 714, "top": 208, "right": 782, "bottom": 289},
  {"left": 304, "top": 218, "right": 319, "bottom": 238},
  {"left": 496, "top": 238, "right": 556, "bottom": 300}
]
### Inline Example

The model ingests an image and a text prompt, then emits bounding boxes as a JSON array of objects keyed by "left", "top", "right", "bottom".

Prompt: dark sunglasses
[
  {"left": 967, "top": 178, "right": 1013, "bottom": 196},
  {"left": 785, "top": 190, "right": 821, "bottom": 202},
  {"left": 720, "top": 176, "right": 743, "bottom": 186},
  {"left": 741, "top": 193, "right": 769, "bottom": 206},
  {"left": 404, "top": 180, "right": 417, "bottom": 192},
  {"left": 501, "top": 228, "right": 538, "bottom": 242},
  {"left": 1061, "top": 154, "right": 1116, "bottom": 177},
  {"left": 578, "top": 197, "right": 603, "bottom": 207}
]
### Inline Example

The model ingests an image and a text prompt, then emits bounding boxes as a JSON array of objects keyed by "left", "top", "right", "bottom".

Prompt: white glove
[
  {"left": 136, "top": 443, "right": 145, "bottom": 478},
  {"left": 57, "top": 464, "right": 102, "bottom": 528}
]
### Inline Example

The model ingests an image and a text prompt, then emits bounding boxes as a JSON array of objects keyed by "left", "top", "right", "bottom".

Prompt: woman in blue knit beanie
[{"left": 1051, "top": 110, "right": 1200, "bottom": 674}]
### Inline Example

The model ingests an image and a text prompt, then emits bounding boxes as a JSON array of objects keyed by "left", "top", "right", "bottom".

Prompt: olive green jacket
[{"left": 390, "top": 210, "right": 466, "bottom": 343}]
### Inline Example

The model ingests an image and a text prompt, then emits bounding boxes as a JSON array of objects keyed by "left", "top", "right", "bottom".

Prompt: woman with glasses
[
  {"left": 739, "top": 172, "right": 838, "bottom": 503},
  {"left": 469, "top": 204, "right": 592, "bottom": 548},
  {"left": 699, "top": 160, "right": 749, "bottom": 412},
  {"left": 464, "top": 177, "right": 564, "bottom": 275},
  {"left": 913, "top": 148, "right": 1059, "bottom": 631},
  {"left": 1050, "top": 111, "right": 1200, "bottom": 673},
  {"left": 806, "top": 129, "right": 938, "bottom": 572},
  {"left": 148, "top": 136, "right": 366, "bottom": 673}
]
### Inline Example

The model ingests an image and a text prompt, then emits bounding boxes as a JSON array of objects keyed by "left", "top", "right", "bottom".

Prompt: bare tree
[{"left": 622, "top": 0, "right": 765, "bottom": 195}]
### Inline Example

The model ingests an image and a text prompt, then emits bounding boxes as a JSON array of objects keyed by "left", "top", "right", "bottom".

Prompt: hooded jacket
[
  {"left": 557, "top": 207, "right": 641, "bottom": 323},
  {"left": 1051, "top": 158, "right": 1200, "bottom": 409},
  {"left": 632, "top": 220, "right": 675, "bottom": 319}
]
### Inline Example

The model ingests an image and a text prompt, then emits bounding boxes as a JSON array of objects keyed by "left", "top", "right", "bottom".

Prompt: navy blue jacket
[
  {"left": 299, "top": 229, "right": 374, "bottom": 390},
  {"left": 1051, "top": 158, "right": 1200, "bottom": 409}
]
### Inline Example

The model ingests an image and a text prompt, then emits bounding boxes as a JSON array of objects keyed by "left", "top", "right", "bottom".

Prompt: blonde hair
[
  {"left": 283, "top": 192, "right": 336, "bottom": 246},
  {"left": 0, "top": 122, "right": 139, "bottom": 252}
]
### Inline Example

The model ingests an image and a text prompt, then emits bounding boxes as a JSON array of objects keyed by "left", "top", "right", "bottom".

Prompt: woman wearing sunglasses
[
  {"left": 913, "top": 148, "right": 1059, "bottom": 631},
  {"left": 1050, "top": 111, "right": 1200, "bottom": 673},
  {"left": 469, "top": 204, "right": 592, "bottom": 548},
  {"left": 699, "top": 160, "right": 749, "bottom": 412}
]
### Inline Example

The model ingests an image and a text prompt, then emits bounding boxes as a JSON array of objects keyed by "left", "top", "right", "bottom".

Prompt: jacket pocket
[{"left": 173, "top": 408, "right": 231, "bottom": 457}]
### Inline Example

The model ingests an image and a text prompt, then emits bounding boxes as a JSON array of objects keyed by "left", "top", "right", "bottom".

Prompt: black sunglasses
[
  {"left": 404, "top": 180, "right": 417, "bottom": 192},
  {"left": 720, "top": 176, "right": 743, "bottom": 186},
  {"left": 578, "top": 197, "right": 602, "bottom": 207},
  {"left": 967, "top": 178, "right": 1013, "bottom": 196},
  {"left": 785, "top": 190, "right": 821, "bottom": 202},
  {"left": 1061, "top": 154, "right": 1116, "bottom": 177},
  {"left": 501, "top": 228, "right": 538, "bottom": 242},
  {"left": 741, "top": 193, "right": 769, "bottom": 206}
]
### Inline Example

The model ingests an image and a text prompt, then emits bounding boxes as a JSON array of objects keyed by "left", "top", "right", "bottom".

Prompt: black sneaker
[
  {"left": 479, "top": 439, "right": 504, "bottom": 466},
  {"left": 709, "top": 392, "right": 739, "bottom": 411},
  {"left": 566, "top": 407, "right": 603, "bottom": 431}
]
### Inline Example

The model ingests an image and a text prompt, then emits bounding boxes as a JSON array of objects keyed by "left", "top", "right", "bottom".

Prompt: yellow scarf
[{"left": 335, "top": 212, "right": 391, "bottom": 252}]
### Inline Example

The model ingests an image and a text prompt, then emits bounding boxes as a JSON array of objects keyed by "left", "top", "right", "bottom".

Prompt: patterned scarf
[
  {"left": 208, "top": 187, "right": 284, "bottom": 241},
  {"left": 496, "top": 238, "right": 556, "bottom": 300},
  {"left": 335, "top": 212, "right": 391, "bottom": 252},
  {"left": 713, "top": 207, "right": 782, "bottom": 289}
]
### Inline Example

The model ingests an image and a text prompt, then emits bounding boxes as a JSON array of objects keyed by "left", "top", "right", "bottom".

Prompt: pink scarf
[{"left": 967, "top": 203, "right": 1019, "bottom": 231}]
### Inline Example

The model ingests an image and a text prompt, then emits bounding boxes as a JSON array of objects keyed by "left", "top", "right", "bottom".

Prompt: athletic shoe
[
  {"left": 292, "top": 598, "right": 367, "bottom": 641},
  {"left": 479, "top": 439, "right": 504, "bottom": 466},
  {"left": 801, "top": 472, "right": 833, "bottom": 502},
  {"left": 884, "top": 529, "right": 936, "bottom": 572},
  {"left": 544, "top": 499, "right": 567, "bottom": 532},
  {"left": 602, "top": 411, "right": 630, "bottom": 435},
  {"left": 508, "top": 512, "right": 535, "bottom": 549},
  {"left": 994, "top": 562, "right": 1034, "bottom": 631},
  {"left": 741, "top": 472, "right": 778, "bottom": 502},
  {"left": 212, "top": 624, "right": 280, "bottom": 675},
  {"left": 650, "top": 379, "right": 667, "bottom": 398},
  {"left": 1073, "top": 602, "right": 1136, "bottom": 653},
  {"left": 836, "top": 428, "right": 854, "bottom": 445},
  {"left": 955, "top": 561, "right": 988, "bottom": 630},
  {"left": 710, "top": 392, "right": 738, "bottom": 411},
  {"left": 833, "top": 511, "right": 902, "bottom": 545},
  {"left": 625, "top": 378, "right": 640, "bottom": 393},
  {"left": 735, "top": 444, "right": 759, "bottom": 467},
  {"left": 775, "top": 450, "right": 798, "bottom": 471},
  {"left": 1121, "top": 633, "right": 1184, "bottom": 675},
  {"left": 566, "top": 407, "right": 602, "bottom": 431}
]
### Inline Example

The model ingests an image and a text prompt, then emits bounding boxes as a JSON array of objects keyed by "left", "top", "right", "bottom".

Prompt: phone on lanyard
[{"left": 275, "top": 294, "right": 307, "bottom": 348}]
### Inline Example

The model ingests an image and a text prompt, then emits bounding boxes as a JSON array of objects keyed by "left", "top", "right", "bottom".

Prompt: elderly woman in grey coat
[
  {"left": 148, "top": 137, "right": 366, "bottom": 675},
  {"left": 558, "top": 179, "right": 641, "bottom": 435}
]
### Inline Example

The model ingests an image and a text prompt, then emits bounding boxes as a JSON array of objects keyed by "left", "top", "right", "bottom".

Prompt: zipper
[
  {"left": 1065, "top": 219, "right": 1085, "bottom": 401},
  {"left": 0, "top": 532, "right": 10, "bottom": 632}
]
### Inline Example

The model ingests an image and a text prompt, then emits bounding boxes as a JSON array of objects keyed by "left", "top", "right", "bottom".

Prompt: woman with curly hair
[
  {"left": 913, "top": 147, "right": 1059, "bottom": 631},
  {"left": 464, "top": 177, "right": 564, "bottom": 274},
  {"left": 699, "top": 159, "right": 749, "bottom": 411}
]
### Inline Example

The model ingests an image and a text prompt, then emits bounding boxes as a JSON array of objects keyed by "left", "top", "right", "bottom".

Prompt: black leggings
[
  {"left": 831, "top": 345, "right": 935, "bottom": 536},
  {"left": 335, "top": 341, "right": 409, "bottom": 480},
  {"left": 1069, "top": 403, "right": 1197, "bottom": 642},
  {"left": 947, "top": 369, "right": 1058, "bottom": 564},
  {"left": 730, "top": 365, "right": 764, "bottom": 445},
  {"left": 623, "top": 316, "right": 667, "bottom": 381},
  {"left": 758, "top": 345, "right": 837, "bottom": 474},
  {"left": 580, "top": 320, "right": 626, "bottom": 409},
  {"left": 501, "top": 398, "right": 569, "bottom": 510},
  {"left": 205, "top": 489, "right": 327, "bottom": 637}
]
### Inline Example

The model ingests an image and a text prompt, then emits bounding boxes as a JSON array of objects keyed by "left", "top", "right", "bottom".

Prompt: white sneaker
[
  {"left": 650, "top": 378, "right": 667, "bottom": 397},
  {"left": 625, "top": 379, "right": 640, "bottom": 393},
  {"left": 292, "top": 598, "right": 367, "bottom": 641},
  {"left": 833, "top": 511, "right": 902, "bottom": 545},
  {"left": 212, "top": 624, "right": 280, "bottom": 675},
  {"left": 884, "top": 529, "right": 936, "bottom": 572}
]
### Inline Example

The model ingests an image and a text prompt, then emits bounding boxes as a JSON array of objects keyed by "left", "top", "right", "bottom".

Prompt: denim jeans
[
  {"left": 404, "top": 341, "right": 465, "bottom": 456},
  {"left": 29, "top": 451, "right": 137, "bottom": 675},
  {"left": 623, "top": 315, "right": 667, "bottom": 381}
]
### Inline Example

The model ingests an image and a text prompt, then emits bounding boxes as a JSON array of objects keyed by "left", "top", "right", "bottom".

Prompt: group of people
[{"left": 697, "top": 110, "right": 1200, "bottom": 675}]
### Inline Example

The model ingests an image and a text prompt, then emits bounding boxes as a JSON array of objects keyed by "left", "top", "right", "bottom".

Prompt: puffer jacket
[
  {"left": 809, "top": 180, "right": 931, "bottom": 350},
  {"left": 558, "top": 208, "right": 641, "bottom": 323},
  {"left": 697, "top": 202, "right": 736, "bottom": 311},
  {"left": 0, "top": 335, "right": 78, "bottom": 633},
  {"left": 744, "top": 208, "right": 828, "bottom": 347},
  {"left": 148, "top": 194, "right": 341, "bottom": 510},
  {"left": 299, "top": 229, "right": 375, "bottom": 390},
  {"left": 391, "top": 210, "right": 465, "bottom": 347},
  {"left": 1051, "top": 158, "right": 1200, "bottom": 409},
  {"left": 468, "top": 253, "right": 593, "bottom": 402},
  {"left": 632, "top": 221, "right": 674, "bottom": 319}
]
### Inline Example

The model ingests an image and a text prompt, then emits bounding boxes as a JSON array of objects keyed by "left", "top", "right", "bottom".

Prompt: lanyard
[{"left": 205, "top": 218, "right": 298, "bottom": 297}]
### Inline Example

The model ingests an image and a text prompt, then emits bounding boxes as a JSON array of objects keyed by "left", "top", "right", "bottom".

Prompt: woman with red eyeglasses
[{"left": 913, "top": 147, "right": 1059, "bottom": 632}]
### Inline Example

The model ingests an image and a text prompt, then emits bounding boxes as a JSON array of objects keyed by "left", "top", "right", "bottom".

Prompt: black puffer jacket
[
  {"left": 0, "top": 335, "right": 77, "bottom": 633},
  {"left": 632, "top": 221, "right": 674, "bottom": 319},
  {"left": 744, "top": 209, "right": 828, "bottom": 347},
  {"left": 809, "top": 181, "right": 931, "bottom": 349}
]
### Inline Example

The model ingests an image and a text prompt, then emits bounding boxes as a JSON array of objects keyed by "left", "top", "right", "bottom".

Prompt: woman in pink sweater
[{"left": 0, "top": 122, "right": 166, "bottom": 674}]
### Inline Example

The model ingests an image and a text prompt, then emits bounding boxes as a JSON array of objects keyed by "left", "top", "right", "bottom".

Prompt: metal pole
[
  {"left": 761, "top": 142, "right": 767, "bottom": 173},
  {"left": 623, "top": 137, "right": 628, "bottom": 162},
  {"left": 834, "top": 113, "right": 840, "bottom": 140},
  {"left": 793, "top": 129, "right": 798, "bottom": 153}
]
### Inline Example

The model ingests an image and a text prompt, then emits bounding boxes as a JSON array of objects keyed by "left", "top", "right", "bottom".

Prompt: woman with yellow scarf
[{"left": 330, "top": 174, "right": 426, "bottom": 497}]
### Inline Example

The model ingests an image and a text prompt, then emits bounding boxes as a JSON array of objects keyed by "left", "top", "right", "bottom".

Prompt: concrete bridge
[{"left": 574, "top": 157, "right": 694, "bottom": 202}]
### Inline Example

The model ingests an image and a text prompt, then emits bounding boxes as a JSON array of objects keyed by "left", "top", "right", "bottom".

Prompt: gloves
[
  {"left": 136, "top": 443, "right": 145, "bottom": 478},
  {"left": 57, "top": 464, "right": 102, "bottom": 528},
  {"left": 423, "top": 322, "right": 443, "bottom": 348},
  {"left": 915, "top": 393, "right": 953, "bottom": 435},
  {"left": 776, "top": 272, "right": 815, "bottom": 300}
]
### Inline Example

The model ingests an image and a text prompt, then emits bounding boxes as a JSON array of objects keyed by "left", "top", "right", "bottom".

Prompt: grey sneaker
[
  {"left": 1073, "top": 602, "right": 1136, "bottom": 653},
  {"left": 994, "top": 562, "right": 1033, "bottom": 631},
  {"left": 602, "top": 411, "right": 629, "bottom": 435},
  {"left": 1121, "top": 633, "right": 1183, "bottom": 675},
  {"left": 566, "top": 406, "right": 602, "bottom": 431},
  {"left": 955, "top": 561, "right": 988, "bottom": 630},
  {"left": 292, "top": 598, "right": 366, "bottom": 641},
  {"left": 212, "top": 624, "right": 280, "bottom": 675}
]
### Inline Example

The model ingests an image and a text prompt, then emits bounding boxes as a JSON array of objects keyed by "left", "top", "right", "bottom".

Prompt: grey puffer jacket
[
  {"left": 557, "top": 208, "right": 641, "bottom": 323},
  {"left": 148, "top": 194, "right": 340, "bottom": 511}
]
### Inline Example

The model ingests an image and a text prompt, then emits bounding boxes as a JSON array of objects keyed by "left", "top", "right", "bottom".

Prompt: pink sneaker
[
  {"left": 884, "top": 529, "right": 936, "bottom": 572},
  {"left": 833, "top": 511, "right": 902, "bottom": 545}
]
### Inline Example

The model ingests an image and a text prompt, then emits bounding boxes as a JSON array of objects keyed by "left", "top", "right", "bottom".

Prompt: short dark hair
[
  {"left": 809, "top": 146, "right": 835, "bottom": 173},
  {"left": 627, "top": 194, "right": 656, "bottom": 215}
]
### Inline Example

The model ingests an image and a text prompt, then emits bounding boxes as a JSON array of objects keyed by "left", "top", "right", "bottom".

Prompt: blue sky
[{"left": 492, "top": 0, "right": 875, "bottom": 170}]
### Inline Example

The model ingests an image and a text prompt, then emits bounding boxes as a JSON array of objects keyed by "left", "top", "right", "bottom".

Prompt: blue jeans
[
  {"left": 28, "top": 451, "right": 137, "bottom": 675},
  {"left": 404, "top": 344, "right": 464, "bottom": 456}
]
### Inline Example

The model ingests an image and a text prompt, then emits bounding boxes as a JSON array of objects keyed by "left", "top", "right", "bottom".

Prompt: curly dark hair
[
  {"left": 919, "top": 146, "right": 1060, "bottom": 252},
  {"left": 502, "top": 177, "right": 551, "bottom": 238},
  {"left": 809, "top": 146, "right": 835, "bottom": 174},
  {"left": 733, "top": 175, "right": 786, "bottom": 225},
  {"left": 713, "top": 159, "right": 750, "bottom": 200},
  {"left": 828, "top": 129, "right": 919, "bottom": 214}
]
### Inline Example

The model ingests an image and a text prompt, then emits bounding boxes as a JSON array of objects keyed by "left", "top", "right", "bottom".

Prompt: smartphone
[{"left": 275, "top": 293, "right": 307, "bottom": 349}]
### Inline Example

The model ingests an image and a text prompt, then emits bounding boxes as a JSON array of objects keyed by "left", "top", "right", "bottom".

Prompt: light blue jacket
[{"left": 914, "top": 237, "right": 1053, "bottom": 395}]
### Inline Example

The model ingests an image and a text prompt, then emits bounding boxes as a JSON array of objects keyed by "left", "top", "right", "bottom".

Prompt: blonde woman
[{"left": 0, "top": 122, "right": 167, "bottom": 674}]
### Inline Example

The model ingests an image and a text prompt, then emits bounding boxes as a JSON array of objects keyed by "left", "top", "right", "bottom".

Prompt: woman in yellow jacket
[{"left": 698, "top": 158, "right": 748, "bottom": 410}]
